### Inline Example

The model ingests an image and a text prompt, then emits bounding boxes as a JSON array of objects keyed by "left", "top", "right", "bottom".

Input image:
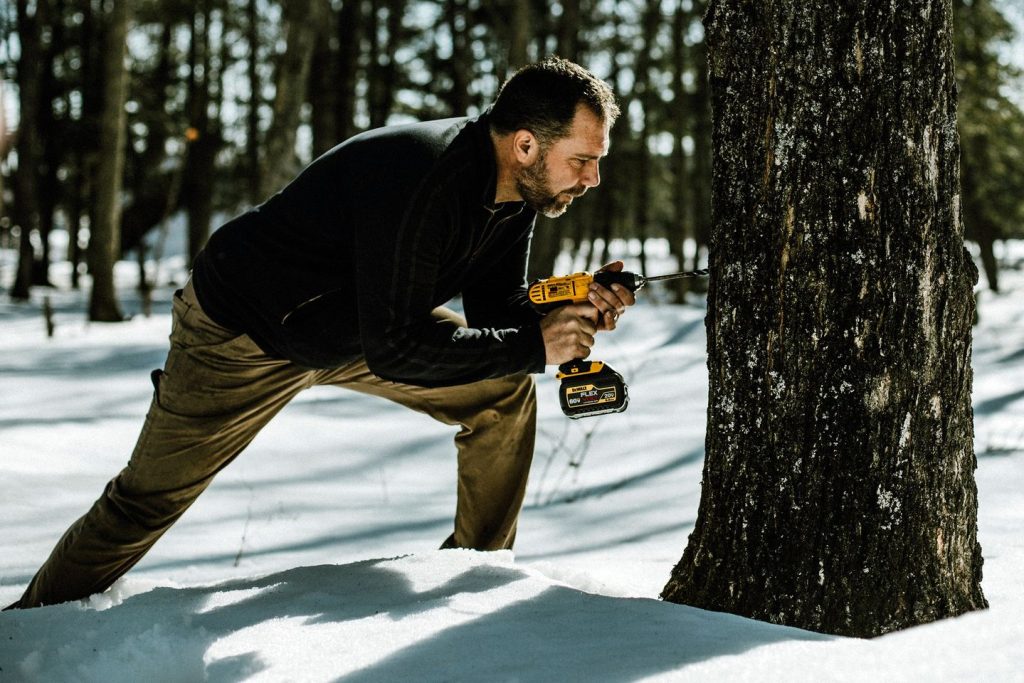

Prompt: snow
[{"left": 1, "top": 246, "right": 1023, "bottom": 682}]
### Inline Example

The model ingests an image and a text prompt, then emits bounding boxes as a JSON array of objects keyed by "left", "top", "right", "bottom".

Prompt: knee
[
  {"left": 104, "top": 475, "right": 206, "bottom": 532},
  {"left": 498, "top": 373, "right": 536, "bottom": 424}
]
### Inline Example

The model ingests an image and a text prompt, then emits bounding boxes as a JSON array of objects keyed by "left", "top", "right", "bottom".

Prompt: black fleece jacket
[{"left": 191, "top": 113, "right": 547, "bottom": 387}]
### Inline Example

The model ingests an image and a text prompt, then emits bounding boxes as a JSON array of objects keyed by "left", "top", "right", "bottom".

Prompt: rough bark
[
  {"left": 661, "top": 0, "right": 987, "bottom": 637},
  {"left": 88, "top": 0, "right": 129, "bottom": 322}
]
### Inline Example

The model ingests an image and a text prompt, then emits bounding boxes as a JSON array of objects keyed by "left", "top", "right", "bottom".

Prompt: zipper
[{"left": 469, "top": 203, "right": 525, "bottom": 267}]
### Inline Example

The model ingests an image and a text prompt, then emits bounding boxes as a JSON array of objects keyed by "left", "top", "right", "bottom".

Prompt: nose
[{"left": 582, "top": 159, "right": 601, "bottom": 188}]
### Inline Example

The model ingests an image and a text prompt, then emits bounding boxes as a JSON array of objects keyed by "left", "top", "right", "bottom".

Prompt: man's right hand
[{"left": 540, "top": 304, "right": 598, "bottom": 365}]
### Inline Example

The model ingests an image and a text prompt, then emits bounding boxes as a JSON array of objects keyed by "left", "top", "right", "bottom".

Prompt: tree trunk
[
  {"left": 335, "top": 0, "right": 363, "bottom": 140},
  {"left": 10, "top": 0, "right": 48, "bottom": 301},
  {"left": 367, "top": 0, "right": 405, "bottom": 128},
  {"left": 445, "top": 0, "right": 472, "bottom": 115},
  {"left": 974, "top": 229, "right": 999, "bottom": 294},
  {"left": 309, "top": 7, "right": 339, "bottom": 157},
  {"left": 88, "top": 0, "right": 129, "bottom": 322},
  {"left": 633, "top": 0, "right": 660, "bottom": 280},
  {"left": 958, "top": 137, "right": 1001, "bottom": 293},
  {"left": 75, "top": 0, "right": 101, "bottom": 291},
  {"left": 507, "top": 0, "right": 531, "bottom": 71},
  {"left": 182, "top": 2, "right": 221, "bottom": 265},
  {"left": 246, "top": 0, "right": 262, "bottom": 203},
  {"left": 689, "top": 0, "right": 712, "bottom": 290},
  {"left": 260, "top": 0, "right": 326, "bottom": 197},
  {"left": 661, "top": 0, "right": 987, "bottom": 637},
  {"left": 35, "top": 0, "right": 66, "bottom": 287},
  {"left": 556, "top": 0, "right": 581, "bottom": 61},
  {"left": 667, "top": 0, "right": 693, "bottom": 302}
]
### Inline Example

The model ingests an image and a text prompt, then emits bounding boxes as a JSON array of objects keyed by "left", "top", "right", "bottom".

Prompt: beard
[{"left": 515, "top": 149, "right": 587, "bottom": 218}]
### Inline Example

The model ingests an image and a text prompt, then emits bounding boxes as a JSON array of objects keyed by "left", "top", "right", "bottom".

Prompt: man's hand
[
  {"left": 540, "top": 303, "right": 599, "bottom": 365},
  {"left": 588, "top": 261, "right": 637, "bottom": 331}
]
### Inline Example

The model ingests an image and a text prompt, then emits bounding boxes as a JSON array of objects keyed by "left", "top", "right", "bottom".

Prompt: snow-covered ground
[{"left": 1, "top": 245, "right": 1022, "bottom": 682}]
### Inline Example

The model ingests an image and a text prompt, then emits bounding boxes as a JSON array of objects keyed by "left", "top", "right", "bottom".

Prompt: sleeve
[{"left": 354, "top": 182, "right": 546, "bottom": 388}]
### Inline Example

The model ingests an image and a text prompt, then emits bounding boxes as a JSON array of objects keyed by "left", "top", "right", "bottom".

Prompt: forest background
[{"left": 1, "top": 0, "right": 1023, "bottom": 317}]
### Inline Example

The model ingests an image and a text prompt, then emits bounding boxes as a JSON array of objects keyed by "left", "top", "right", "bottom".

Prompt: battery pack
[{"left": 556, "top": 360, "right": 629, "bottom": 419}]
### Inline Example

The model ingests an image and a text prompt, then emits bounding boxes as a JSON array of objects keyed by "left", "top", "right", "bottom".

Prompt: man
[{"left": 7, "top": 57, "right": 632, "bottom": 609}]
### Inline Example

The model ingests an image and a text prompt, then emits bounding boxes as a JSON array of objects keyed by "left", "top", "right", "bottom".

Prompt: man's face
[{"left": 516, "top": 106, "right": 610, "bottom": 218}]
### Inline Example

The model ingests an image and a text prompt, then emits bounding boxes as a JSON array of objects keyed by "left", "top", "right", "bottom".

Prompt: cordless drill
[{"left": 529, "top": 268, "right": 709, "bottom": 419}]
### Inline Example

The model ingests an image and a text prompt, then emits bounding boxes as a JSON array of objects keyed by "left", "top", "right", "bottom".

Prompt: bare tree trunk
[
  {"left": 335, "top": 0, "right": 363, "bottom": 140},
  {"left": 246, "top": 0, "right": 262, "bottom": 204},
  {"left": 959, "top": 136, "right": 1000, "bottom": 293},
  {"left": 633, "top": 0, "right": 660, "bottom": 279},
  {"left": 309, "top": 7, "right": 339, "bottom": 157},
  {"left": 689, "top": 2, "right": 712, "bottom": 290},
  {"left": 10, "top": 0, "right": 48, "bottom": 301},
  {"left": 508, "top": 0, "right": 531, "bottom": 71},
  {"left": 74, "top": 0, "right": 102, "bottom": 291},
  {"left": 260, "top": 0, "right": 326, "bottom": 197},
  {"left": 367, "top": 0, "right": 405, "bottom": 127},
  {"left": 975, "top": 232, "right": 999, "bottom": 293},
  {"left": 556, "top": 0, "right": 581, "bottom": 61},
  {"left": 88, "top": 0, "right": 129, "bottom": 322},
  {"left": 182, "top": 2, "right": 223, "bottom": 265},
  {"left": 445, "top": 0, "right": 471, "bottom": 115},
  {"left": 667, "top": 0, "right": 694, "bottom": 301},
  {"left": 35, "top": 0, "right": 66, "bottom": 287},
  {"left": 662, "top": 0, "right": 987, "bottom": 637}
]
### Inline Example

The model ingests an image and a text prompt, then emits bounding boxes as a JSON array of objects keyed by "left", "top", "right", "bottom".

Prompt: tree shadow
[
  {"left": 0, "top": 345, "right": 168, "bottom": 377},
  {"left": 529, "top": 447, "right": 706, "bottom": 507},
  {"left": 135, "top": 515, "right": 454, "bottom": 574},
  {"left": 658, "top": 317, "right": 707, "bottom": 348},
  {"left": 0, "top": 559, "right": 530, "bottom": 682},
  {"left": 518, "top": 519, "right": 695, "bottom": 561},
  {"left": 333, "top": 583, "right": 831, "bottom": 683},
  {"left": 974, "top": 387, "right": 1024, "bottom": 416}
]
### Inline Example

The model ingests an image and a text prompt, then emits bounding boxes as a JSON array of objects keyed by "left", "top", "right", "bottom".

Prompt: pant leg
[
  {"left": 314, "top": 307, "right": 537, "bottom": 551},
  {"left": 12, "top": 282, "right": 312, "bottom": 609}
]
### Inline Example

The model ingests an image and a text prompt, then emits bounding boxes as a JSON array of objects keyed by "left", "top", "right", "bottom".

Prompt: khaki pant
[{"left": 12, "top": 281, "right": 536, "bottom": 609}]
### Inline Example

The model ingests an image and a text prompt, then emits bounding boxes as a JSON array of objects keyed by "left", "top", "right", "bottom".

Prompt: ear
[{"left": 512, "top": 129, "right": 540, "bottom": 165}]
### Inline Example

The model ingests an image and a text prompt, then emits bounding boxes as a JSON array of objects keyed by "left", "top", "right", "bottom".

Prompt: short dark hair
[{"left": 489, "top": 56, "right": 620, "bottom": 144}]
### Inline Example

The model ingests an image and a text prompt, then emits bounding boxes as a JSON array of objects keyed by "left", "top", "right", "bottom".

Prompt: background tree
[
  {"left": 1, "top": 0, "right": 1021, "bottom": 318},
  {"left": 661, "top": 0, "right": 988, "bottom": 636},
  {"left": 9, "top": 0, "right": 47, "bottom": 301},
  {"left": 954, "top": 0, "right": 1024, "bottom": 293},
  {"left": 259, "top": 0, "right": 327, "bottom": 197},
  {"left": 88, "top": 0, "right": 130, "bottom": 321}
]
